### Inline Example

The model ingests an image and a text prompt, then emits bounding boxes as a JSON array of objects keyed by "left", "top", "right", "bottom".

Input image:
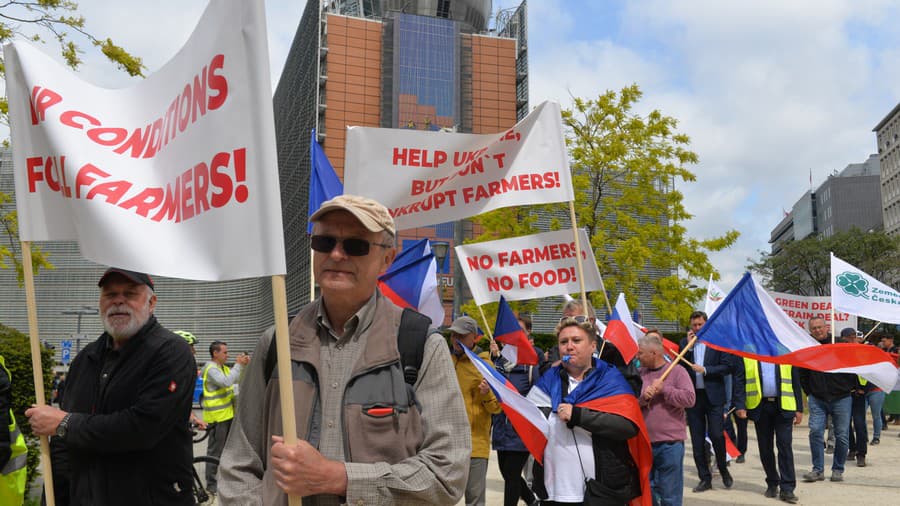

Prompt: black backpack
[{"left": 264, "top": 307, "right": 432, "bottom": 386}]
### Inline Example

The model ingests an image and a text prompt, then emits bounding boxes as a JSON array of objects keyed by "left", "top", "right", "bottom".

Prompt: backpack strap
[
  {"left": 398, "top": 308, "right": 432, "bottom": 385},
  {"left": 265, "top": 307, "right": 433, "bottom": 386}
]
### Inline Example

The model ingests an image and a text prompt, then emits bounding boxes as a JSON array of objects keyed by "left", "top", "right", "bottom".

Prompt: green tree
[
  {"left": 561, "top": 85, "right": 738, "bottom": 325},
  {"left": 0, "top": 0, "right": 145, "bottom": 281},
  {"left": 748, "top": 228, "right": 900, "bottom": 295}
]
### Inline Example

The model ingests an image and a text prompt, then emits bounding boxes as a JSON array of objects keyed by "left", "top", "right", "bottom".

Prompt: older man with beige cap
[{"left": 218, "top": 195, "right": 470, "bottom": 505}]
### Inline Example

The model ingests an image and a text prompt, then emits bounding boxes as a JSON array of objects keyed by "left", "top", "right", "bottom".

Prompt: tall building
[
  {"left": 0, "top": 149, "right": 271, "bottom": 357},
  {"left": 768, "top": 155, "right": 882, "bottom": 253},
  {"left": 874, "top": 102, "right": 900, "bottom": 236},
  {"left": 273, "top": 0, "right": 527, "bottom": 324}
]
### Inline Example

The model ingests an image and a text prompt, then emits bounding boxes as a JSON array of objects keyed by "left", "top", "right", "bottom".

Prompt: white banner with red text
[
  {"left": 768, "top": 291, "right": 857, "bottom": 332},
  {"left": 343, "top": 100, "right": 574, "bottom": 230},
  {"left": 5, "top": 0, "right": 286, "bottom": 280},
  {"left": 455, "top": 228, "right": 602, "bottom": 305}
]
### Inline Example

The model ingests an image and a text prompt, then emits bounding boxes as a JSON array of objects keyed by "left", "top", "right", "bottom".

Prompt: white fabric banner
[
  {"left": 768, "top": 290, "right": 857, "bottom": 332},
  {"left": 4, "top": 0, "right": 285, "bottom": 280},
  {"left": 704, "top": 275, "right": 726, "bottom": 316},
  {"left": 455, "top": 228, "right": 602, "bottom": 305},
  {"left": 831, "top": 253, "right": 900, "bottom": 324},
  {"left": 344, "top": 101, "right": 574, "bottom": 230}
]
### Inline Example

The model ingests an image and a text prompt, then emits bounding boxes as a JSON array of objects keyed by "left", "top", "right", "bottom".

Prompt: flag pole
[
  {"left": 830, "top": 306, "right": 836, "bottom": 344},
  {"left": 21, "top": 241, "right": 56, "bottom": 506},
  {"left": 567, "top": 201, "right": 592, "bottom": 315},
  {"left": 271, "top": 275, "right": 302, "bottom": 506},
  {"left": 476, "top": 304, "right": 496, "bottom": 344},
  {"left": 862, "top": 322, "right": 882, "bottom": 341},
  {"left": 659, "top": 335, "right": 697, "bottom": 382}
]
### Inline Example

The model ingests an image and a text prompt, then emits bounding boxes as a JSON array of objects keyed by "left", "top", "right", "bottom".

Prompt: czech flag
[
  {"left": 307, "top": 129, "right": 343, "bottom": 233},
  {"left": 602, "top": 293, "right": 641, "bottom": 363},
  {"left": 493, "top": 296, "right": 539, "bottom": 366},
  {"left": 378, "top": 242, "right": 444, "bottom": 326},
  {"left": 697, "top": 272, "right": 899, "bottom": 391},
  {"left": 461, "top": 345, "right": 549, "bottom": 462},
  {"left": 706, "top": 432, "right": 742, "bottom": 461}
]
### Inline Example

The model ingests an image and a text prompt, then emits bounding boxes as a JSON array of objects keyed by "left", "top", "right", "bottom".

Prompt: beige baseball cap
[{"left": 310, "top": 194, "right": 395, "bottom": 236}]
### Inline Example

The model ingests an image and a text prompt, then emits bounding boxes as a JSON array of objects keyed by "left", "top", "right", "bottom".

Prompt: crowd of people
[{"left": 7, "top": 193, "right": 897, "bottom": 506}]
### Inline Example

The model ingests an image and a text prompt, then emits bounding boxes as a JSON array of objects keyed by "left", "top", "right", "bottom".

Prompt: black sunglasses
[{"left": 310, "top": 235, "right": 392, "bottom": 256}]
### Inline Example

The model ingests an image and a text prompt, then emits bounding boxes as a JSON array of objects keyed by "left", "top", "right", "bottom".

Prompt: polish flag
[{"left": 601, "top": 293, "right": 641, "bottom": 363}]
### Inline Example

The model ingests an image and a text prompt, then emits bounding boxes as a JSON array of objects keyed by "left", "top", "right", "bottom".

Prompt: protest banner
[
  {"left": 343, "top": 100, "right": 573, "bottom": 230},
  {"left": 5, "top": 2, "right": 297, "bottom": 503},
  {"left": 455, "top": 228, "right": 602, "bottom": 305},
  {"left": 5, "top": 0, "right": 285, "bottom": 280},
  {"left": 768, "top": 291, "right": 857, "bottom": 331},
  {"left": 831, "top": 253, "right": 900, "bottom": 324}
]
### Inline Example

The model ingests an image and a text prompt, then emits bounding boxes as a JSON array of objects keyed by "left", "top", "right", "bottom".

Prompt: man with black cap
[
  {"left": 26, "top": 268, "right": 196, "bottom": 505},
  {"left": 218, "top": 195, "right": 470, "bottom": 505}
]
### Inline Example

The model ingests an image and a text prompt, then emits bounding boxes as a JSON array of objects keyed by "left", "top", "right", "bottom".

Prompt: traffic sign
[{"left": 61, "top": 340, "right": 72, "bottom": 365}]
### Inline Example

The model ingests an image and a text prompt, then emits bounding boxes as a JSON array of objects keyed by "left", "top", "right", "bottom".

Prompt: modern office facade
[
  {"left": 0, "top": 149, "right": 272, "bottom": 358},
  {"left": 769, "top": 155, "right": 882, "bottom": 253},
  {"left": 874, "top": 102, "right": 900, "bottom": 236},
  {"left": 273, "top": 0, "right": 526, "bottom": 325}
]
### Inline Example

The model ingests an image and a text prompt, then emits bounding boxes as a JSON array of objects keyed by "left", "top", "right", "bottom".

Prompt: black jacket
[{"left": 59, "top": 316, "right": 196, "bottom": 506}]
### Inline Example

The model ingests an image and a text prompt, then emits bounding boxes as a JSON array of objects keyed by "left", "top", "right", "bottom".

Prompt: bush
[{"left": 0, "top": 323, "right": 55, "bottom": 493}]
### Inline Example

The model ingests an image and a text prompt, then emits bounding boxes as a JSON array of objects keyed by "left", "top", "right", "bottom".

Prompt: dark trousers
[
  {"left": 687, "top": 390, "right": 727, "bottom": 482},
  {"left": 724, "top": 412, "right": 749, "bottom": 455},
  {"left": 848, "top": 394, "right": 867, "bottom": 456},
  {"left": 497, "top": 450, "right": 536, "bottom": 506},
  {"left": 206, "top": 418, "right": 232, "bottom": 490},
  {"left": 753, "top": 400, "right": 796, "bottom": 492}
]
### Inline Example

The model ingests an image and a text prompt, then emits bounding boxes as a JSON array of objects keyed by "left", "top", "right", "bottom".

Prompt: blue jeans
[
  {"left": 650, "top": 441, "right": 684, "bottom": 506},
  {"left": 867, "top": 390, "right": 886, "bottom": 439},
  {"left": 808, "top": 395, "right": 851, "bottom": 472}
]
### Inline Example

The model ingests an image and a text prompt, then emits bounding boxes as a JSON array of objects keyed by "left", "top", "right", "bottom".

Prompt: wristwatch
[{"left": 56, "top": 413, "right": 72, "bottom": 439}]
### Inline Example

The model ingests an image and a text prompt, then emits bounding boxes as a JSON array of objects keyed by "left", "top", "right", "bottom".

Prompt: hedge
[{"left": 0, "top": 323, "right": 55, "bottom": 494}]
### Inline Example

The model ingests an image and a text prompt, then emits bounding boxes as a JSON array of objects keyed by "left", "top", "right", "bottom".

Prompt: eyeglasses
[
  {"left": 559, "top": 315, "right": 591, "bottom": 324},
  {"left": 310, "top": 235, "right": 392, "bottom": 256},
  {"left": 558, "top": 315, "right": 597, "bottom": 333}
]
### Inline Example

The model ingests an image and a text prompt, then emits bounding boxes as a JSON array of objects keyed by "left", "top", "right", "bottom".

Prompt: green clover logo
[{"left": 836, "top": 272, "right": 869, "bottom": 298}]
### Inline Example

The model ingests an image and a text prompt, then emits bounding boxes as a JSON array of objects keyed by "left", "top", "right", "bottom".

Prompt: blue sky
[{"left": 20, "top": 0, "right": 900, "bottom": 292}]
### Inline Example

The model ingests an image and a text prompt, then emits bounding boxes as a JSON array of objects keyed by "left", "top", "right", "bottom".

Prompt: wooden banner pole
[
  {"left": 476, "top": 304, "right": 495, "bottom": 344},
  {"left": 862, "top": 322, "right": 882, "bottom": 341},
  {"left": 271, "top": 275, "right": 301, "bottom": 506},
  {"left": 567, "top": 201, "right": 591, "bottom": 315},
  {"left": 659, "top": 335, "right": 698, "bottom": 382},
  {"left": 21, "top": 241, "right": 55, "bottom": 506}
]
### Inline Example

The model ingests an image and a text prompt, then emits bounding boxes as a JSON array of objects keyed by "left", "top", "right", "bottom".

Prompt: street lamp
[
  {"left": 431, "top": 241, "right": 449, "bottom": 272},
  {"left": 62, "top": 306, "right": 98, "bottom": 352}
]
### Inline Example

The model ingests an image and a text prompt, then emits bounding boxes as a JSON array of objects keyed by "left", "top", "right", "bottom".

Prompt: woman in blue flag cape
[{"left": 527, "top": 316, "right": 652, "bottom": 506}]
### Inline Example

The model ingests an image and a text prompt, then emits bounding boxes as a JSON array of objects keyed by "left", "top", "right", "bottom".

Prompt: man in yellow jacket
[
  {"left": 450, "top": 316, "right": 501, "bottom": 506},
  {"left": 0, "top": 355, "right": 26, "bottom": 506}
]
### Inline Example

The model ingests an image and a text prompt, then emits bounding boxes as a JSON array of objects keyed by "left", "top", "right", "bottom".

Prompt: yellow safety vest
[
  {"left": 201, "top": 363, "right": 235, "bottom": 423},
  {"left": 0, "top": 356, "right": 26, "bottom": 506},
  {"left": 743, "top": 357, "right": 797, "bottom": 411}
]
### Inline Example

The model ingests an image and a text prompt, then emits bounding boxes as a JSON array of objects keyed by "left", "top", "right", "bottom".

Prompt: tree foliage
[
  {"left": 0, "top": 323, "right": 54, "bottom": 493},
  {"left": 748, "top": 228, "right": 900, "bottom": 295},
  {"left": 0, "top": 1, "right": 145, "bottom": 281},
  {"left": 466, "top": 85, "right": 739, "bottom": 328}
]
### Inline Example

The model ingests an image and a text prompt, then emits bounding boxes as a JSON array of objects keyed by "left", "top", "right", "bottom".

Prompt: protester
[
  {"left": 489, "top": 315, "right": 542, "bottom": 506},
  {"left": 637, "top": 332, "right": 694, "bottom": 506},
  {"left": 200, "top": 340, "right": 249, "bottom": 495},
  {"left": 26, "top": 268, "right": 196, "bottom": 505},
  {"left": 174, "top": 330, "right": 207, "bottom": 431},
  {"left": 806, "top": 317, "right": 836, "bottom": 453},
  {"left": 217, "top": 194, "right": 469, "bottom": 504},
  {"left": 527, "top": 316, "right": 648, "bottom": 505},
  {"left": 1, "top": 355, "right": 27, "bottom": 505},
  {"left": 735, "top": 358, "right": 803, "bottom": 503},
  {"left": 840, "top": 328, "right": 869, "bottom": 467},
  {"left": 450, "top": 316, "right": 502, "bottom": 506},
  {"left": 680, "top": 310, "right": 741, "bottom": 492},
  {"left": 799, "top": 318, "right": 858, "bottom": 483}
]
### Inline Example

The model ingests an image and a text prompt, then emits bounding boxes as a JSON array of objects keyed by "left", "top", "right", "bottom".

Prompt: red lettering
[
  {"left": 193, "top": 162, "right": 211, "bottom": 213},
  {"left": 180, "top": 166, "right": 194, "bottom": 221},
  {"left": 207, "top": 54, "right": 228, "bottom": 110},
  {"left": 209, "top": 151, "right": 233, "bottom": 208},
  {"left": 60, "top": 110, "right": 101, "bottom": 130},
  {"left": 85, "top": 180, "right": 132, "bottom": 204},
  {"left": 75, "top": 164, "right": 111, "bottom": 199},
  {"left": 119, "top": 188, "right": 165, "bottom": 217},
  {"left": 30, "top": 87, "right": 63, "bottom": 125},
  {"left": 26, "top": 157, "right": 44, "bottom": 192}
]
